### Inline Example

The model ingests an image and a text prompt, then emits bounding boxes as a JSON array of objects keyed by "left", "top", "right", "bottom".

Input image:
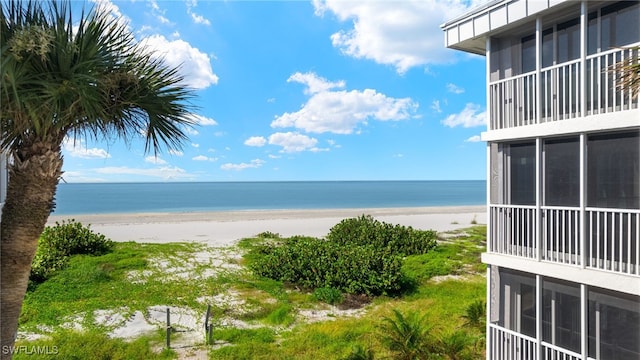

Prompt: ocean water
[{"left": 53, "top": 181, "right": 486, "bottom": 215}]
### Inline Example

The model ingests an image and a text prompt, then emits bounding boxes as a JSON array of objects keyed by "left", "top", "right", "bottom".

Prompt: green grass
[
  {"left": 13, "top": 330, "right": 175, "bottom": 360},
  {"left": 402, "top": 225, "right": 486, "bottom": 283},
  {"left": 20, "top": 242, "right": 214, "bottom": 331},
  {"left": 16, "top": 225, "right": 487, "bottom": 359}
]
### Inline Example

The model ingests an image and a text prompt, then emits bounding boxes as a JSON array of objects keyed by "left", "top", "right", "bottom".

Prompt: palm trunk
[{"left": 0, "top": 142, "right": 62, "bottom": 359}]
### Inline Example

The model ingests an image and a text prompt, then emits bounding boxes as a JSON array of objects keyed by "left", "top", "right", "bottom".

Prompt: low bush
[
  {"left": 462, "top": 299, "right": 486, "bottom": 329},
  {"left": 327, "top": 215, "right": 437, "bottom": 256},
  {"left": 378, "top": 309, "right": 435, "bottom": 360},
  {"left": 312, "top": 287, "right": 343, "bottom": 305},
  {"left": 248, "top": 216, "right": 440, "bottom": 297},
  {"left": 248, "top": 236, "right": 404, "bottom": 296},
  {"left": 30, "top": 220, "right": 114, "bottom": 284}
]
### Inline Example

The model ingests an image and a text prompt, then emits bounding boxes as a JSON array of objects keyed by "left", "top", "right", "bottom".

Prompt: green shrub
[
  {"left": 248, "top": 216, "right": 439, "bottom": 297},
  {"left": 40, "top": 219, "right": 113, "bottom": 256},
  {"left": 327, "top": 215, "right": 437, "bottom": 256},
  {"left": 461, "top": 299, "right": 486, "bottom": 329},
  {"left": 312, "top": 287, "right": 343, "bottom": 305},
  {"left": 437, "top": 329, "right": 478, "bottom": 360},
  {"left": 378, "top": 309, "right": 435, "bottom": 360},
  {"left": 248, "top": 236, "right": 404, "bottom": 296},
  {"left": 343, "top": 344, "right": 375, "bottom": 360},
  {"left": 256, "top": 231, "right": 281, "bottom": 239},
  {"left": 30, "top": 220, "right": 114, "bottom": 284}
]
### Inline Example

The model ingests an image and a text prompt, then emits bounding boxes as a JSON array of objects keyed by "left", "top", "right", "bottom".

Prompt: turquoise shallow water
[{"left": 53, "top": 180, "right": 486, "bottom": 215}]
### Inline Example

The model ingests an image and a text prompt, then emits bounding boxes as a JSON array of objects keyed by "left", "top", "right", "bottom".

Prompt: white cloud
[
  {"left": 288, "top": 72, "right": 345, "bottom": 95},
  {"left": 268, "top": 154, "right": 281, "bottom": 159},
  {"left": 63, "top": 138, "right": 111, "bottom": 159},
  {"left": 442, "top": 103, "right": 486, "bottom": 128},
  {"left": 221, "top": 159, "right": 265, "bottom": 171},
  {"left": 192, "top": 143, "right": 200, "bottom": 148},
  {"left": 465, "top": 135, "right": 482, "bottom": 142},
  {"left": 188, "top": 113, "right": 218, "bottom": 126},
  {"left": 272, "top": 72, "right": 418, "bottom": 134},
  {"left": 60, "top": 171, "right": 108, "bottom": 183},
  {"left": 168, "top": 149, "right": 184, "bottom": 156},
  {"left": 447, "top": 83, "right": 465, "bottom": 94},
  {"left": 146, "top": 0, "right": 171, "bottom": 25},
  {"left": 95, "top": 166, "right": 189, "bottom": 180},
  {"left": 268, "top": 132, "right": 320, "bottom": 153},
  {"left": 184, "top": 127, "right": 199, "bottom": 136},
  {"left": 431, "top": 100, "right": 442, "bottom": 113},
  {"left": 186, "top": 0, "right": 211, "bottom": 26},
  {"left": 244, "top": 136, "right": 267, "bottom": 147},
  {"left": 192, "top": 155, "right": 217, "bottom": 161},
  {"left": 91, "top": 0, "right": 131, "bottom": 31},
  {"left": 190, "top": 13, "right": 211, "bottom": 26},
  {"left": 313, "top": 0, "right": 470, "bottom": 73},
  {"left": 140, "top": 35, "right": 218, "bottom": 89},
  {"left": 145, "top": 156, "right": 167, "bottom": 165}
]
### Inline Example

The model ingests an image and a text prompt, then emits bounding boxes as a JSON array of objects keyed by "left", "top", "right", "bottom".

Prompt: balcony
[
  {"left": 489, "top": 46, "right": 639, "bottom": 131},
  {"left": 489, "top": 325, "right": 583, "bottom": 360},
  {"left": 489, "top": 205, "right": 639, "bottom": 276}
]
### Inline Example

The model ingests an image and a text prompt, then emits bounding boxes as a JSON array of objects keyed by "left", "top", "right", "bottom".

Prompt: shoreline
[{"left": 47, "top": 205, "right": 486, "bottom": 246}]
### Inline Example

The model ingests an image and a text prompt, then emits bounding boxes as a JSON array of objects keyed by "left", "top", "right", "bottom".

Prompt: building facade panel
[{"left": 443, "top": 1, "right": 640, "bottom": 359}]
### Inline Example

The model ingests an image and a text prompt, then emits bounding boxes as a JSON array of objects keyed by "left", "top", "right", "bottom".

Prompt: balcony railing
[
  {"left": 490, "top": 71, "right": 537, "bottom": 129},
  {"left": 489, "top": 325, "right": 537, "bottom": 360},
  {"left": 542, "top": 207, "right": 581, "bottom": 266},
  {"left": 489, "top": 325, "right": 584, "bottom": 360},
  {"left": 489, "top": 205, "right": 537, "bottom": 259},
  {"left": 586, "top": 208, "right": 639, "bottom": 275},
  {"left": 587, "top": 47, "right": 640, "bottom": 116},
  {"left": 489, "top": 205, "right": 639, "bottom": 276},
  {"left": 489, "top": 46, "right": 639, "bottom": 131}
]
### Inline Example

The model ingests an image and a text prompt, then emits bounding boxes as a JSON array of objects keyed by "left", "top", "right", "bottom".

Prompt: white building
[{"left": 442, "top": 1, "right": 639, "bottom": 359}]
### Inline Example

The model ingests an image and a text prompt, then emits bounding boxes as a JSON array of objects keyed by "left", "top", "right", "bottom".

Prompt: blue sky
[{"left": 62, "top": 0, "right": 487, "bottom": 183}]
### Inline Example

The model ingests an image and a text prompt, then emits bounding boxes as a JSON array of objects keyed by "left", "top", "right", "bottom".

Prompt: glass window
[
  {"left": 601, "top": 1, "right": 640, "bottom": 49},
  {"left": 510, "top": 143, "right": 536, "bottom": 205},
  {"left": 521, "top": 34, "right": 536, "bottom": 73},
  {"left": 587, "top": 132, "right": 640, "bottom": 209},
  {"left": 542, "top": 28, "right": 554, "bottom": 68},
  {"left": 588, "top": 288, "right": 640, "bottom": 360},
  {"left": 557, "top": 18, "right": 580, "bottom": 63},
  {"left": 544, "top": 138, "right": 580, "bottom": 206},
  {"left": 490, "top": 37, "right": 518, "bottom": 81},
  {"left": 587, "top": 12, "right": 598, "bottom": 55},
  {"left": 543, "top": 279, "right": 581, "bottom": 353},
  {"left": 495, "top": 269, "right": 536, "bottom": 337}
]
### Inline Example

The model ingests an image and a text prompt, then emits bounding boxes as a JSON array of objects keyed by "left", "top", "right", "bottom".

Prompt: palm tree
[
  {"left": 437, "top": 330, "right": 478, "bottom": 360},
  {"left": 460, "top": 299, "right": 485, "bottom": 330},
  {"left": 0, "top": 0, "right": 196, "bottom": 354},
  {"left": 378, "top": 309, "right": 435, "bottom": 360},
  {"left": 611, "top": 46, "right": 640, "bottom": 99}
]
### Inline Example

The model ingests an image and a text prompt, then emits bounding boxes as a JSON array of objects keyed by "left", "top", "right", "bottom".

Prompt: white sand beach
[{"left": 47, "top": 206, "right": 486, "bottom": 246}]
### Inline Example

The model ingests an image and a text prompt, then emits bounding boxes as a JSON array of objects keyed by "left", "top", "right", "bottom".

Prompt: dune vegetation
[{"left": 15, "top": 218, "right": 487, "bottom": 359}]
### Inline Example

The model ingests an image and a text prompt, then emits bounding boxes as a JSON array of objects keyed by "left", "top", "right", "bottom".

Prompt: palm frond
[
  {"left": 607, "top": 46, "right": 640, "bottom": 100},
  {"left": 1, "top": 0, "right": 197, "bottom": 154}
]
